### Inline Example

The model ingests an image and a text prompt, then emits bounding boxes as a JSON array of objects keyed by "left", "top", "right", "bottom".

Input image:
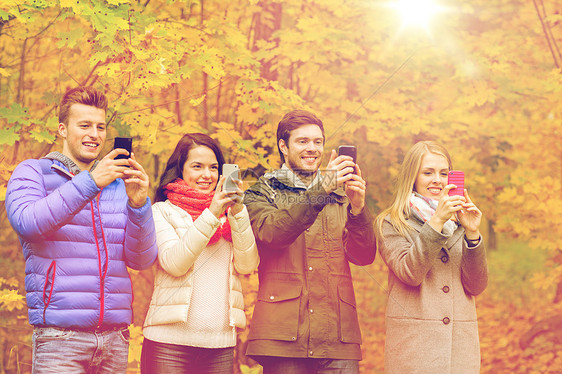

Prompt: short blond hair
[{"left": 59, "top": 86, "right": 107, "bottom": 125}]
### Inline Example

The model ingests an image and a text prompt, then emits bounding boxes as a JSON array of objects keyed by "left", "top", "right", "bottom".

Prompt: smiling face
[
  {"left": 414, "top": 152, "right": 449, "bottom": 200},
  {"left": 279, "top": 124, "right": 324, "bottom": 175},
  {"left": 59, "top": 103, "right": 107, "bottom": 171},
  {"left": 181, "top": 145, "right": 219, "bottom": 193}
]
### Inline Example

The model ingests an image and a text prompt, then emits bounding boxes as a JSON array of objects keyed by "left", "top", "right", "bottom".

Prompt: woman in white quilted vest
[
  {"left": 375, "top": 141, "right": 488, "bottom": 374},
  {"left": 141, "top": 133, "right": 259, "bottom": 373}
]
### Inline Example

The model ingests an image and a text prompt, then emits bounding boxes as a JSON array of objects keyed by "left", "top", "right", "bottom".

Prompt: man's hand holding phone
[
  {"left": 322, "top": 146, "right": 365, "bottom": 215},
  {"left": 322, "top": 150, "right": 354, "bottom": 193},
  {"left": 122, "top": 153, "right": 150, "bottom": 209},
  {"left": 114, "top": 137, "right": 132, "bottom": 160},
  {"left": 90, "top": 148, "right": 130, "bottom": 188}
]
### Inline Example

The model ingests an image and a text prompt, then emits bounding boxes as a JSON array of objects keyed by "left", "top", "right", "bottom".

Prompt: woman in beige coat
[
  {"left": 140, "top": 133, "right": 259, "bottom": 373},
  {"left": 376, "top": 141, "right": 488, "bottom": 374}
]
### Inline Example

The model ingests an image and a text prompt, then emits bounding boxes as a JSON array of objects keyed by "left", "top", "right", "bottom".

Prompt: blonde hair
[{"left": 376, "top": 141, "right": 453, "bottom": 237}]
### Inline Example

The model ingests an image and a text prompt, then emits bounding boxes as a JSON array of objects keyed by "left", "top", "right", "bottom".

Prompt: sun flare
[{"left": 389, "top": 0, "right": 446, "bottom": 31}]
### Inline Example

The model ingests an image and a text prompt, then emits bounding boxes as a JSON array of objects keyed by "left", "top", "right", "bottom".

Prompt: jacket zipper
[
  {"left": 90, "top": 189, "right": 108, "bottom": 328},
  {"left": 42, "top": 260, "right": 57, "bottom": 324}
]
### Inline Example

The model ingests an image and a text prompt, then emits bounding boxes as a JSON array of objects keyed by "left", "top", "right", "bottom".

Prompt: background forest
[{"left": 0, "top": 0, "right": 561, "bottom": 373}]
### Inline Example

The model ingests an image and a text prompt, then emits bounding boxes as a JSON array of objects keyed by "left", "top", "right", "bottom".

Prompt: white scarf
[{"left": 409, "top": 192, "right": 457, "bottom": 236}]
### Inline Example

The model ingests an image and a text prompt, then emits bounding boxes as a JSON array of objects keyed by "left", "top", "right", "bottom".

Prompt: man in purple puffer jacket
[{"left": 5, "top": 86, "right": 158, "bottom": 373}]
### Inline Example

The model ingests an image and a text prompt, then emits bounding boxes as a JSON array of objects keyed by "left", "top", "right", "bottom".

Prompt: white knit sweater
[{"left": 143, "top": 200, "right": 259, "bottom": 348}]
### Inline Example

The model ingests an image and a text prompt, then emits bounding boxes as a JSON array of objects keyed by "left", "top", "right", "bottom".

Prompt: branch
[
  {"left": 520, "top": 314, "right": 562, "bottom": 349},
  {"left": 107, "top": 110, "right": 118, "bottom": 127},
  {"left": 80, "top": 60, "right": 102, "bottom": 87},
  {"left": 538, "top": 0, "right": 562, "bottom": 64},
  {"left": 215, "top": 79, "right": 222, "bottom": 122},
  {"left": 116, "top": 78, "right": 229, "bottom": 115},
  {"left": 28, "top": 10, "right": 62, "bottom": 40},
  {"left": 511, "top": 90, "right": 547, "bottom": 100},
  {"left": 532, "top": 0, "right": 561, "bottom": 68},
  {"left": 16, "top": 38, "right": 28, "bottom": 104},
  {"left": 0, "top": 15, "right": 16, "bottom": 36}
]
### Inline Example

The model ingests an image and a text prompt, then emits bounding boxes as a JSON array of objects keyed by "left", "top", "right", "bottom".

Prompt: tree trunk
[
  {"left": 16, "top": 38, "right": 28, "bottom": 105},
  {"left": 202, "top": 72, "right": 208, "bottom": 129},
  {"left": 174, "top": 83, "right": 182, "bottom": 126},
  {"left": 252, "top": 2, "right": 282, "bottom": 81},
  {"left": 215, "top": 79, "right": 222, "bottom": 123},
  {"left": 520, "top": 314, "right": 562, "bottom": 349},
  {"left": 487, "top": 219, "right": 497, "bottom": 250},
  {"left": 554, "top": 280, "right": 562, "bottom": 304}
]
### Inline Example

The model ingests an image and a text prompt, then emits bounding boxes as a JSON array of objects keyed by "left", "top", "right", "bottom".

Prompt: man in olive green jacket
[{"left": 244, "top": 110, "right": 376, "bottom": 373}]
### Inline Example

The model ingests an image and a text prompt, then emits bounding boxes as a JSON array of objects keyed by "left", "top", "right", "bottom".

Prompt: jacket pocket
[
  {"left": 337, "top": 284, "right": 362, "bottom": 344},
  {"left": 42, "top": 260, "right": 57, "bottom": 324},
  {"left": 248, "top": 281, "right": 302, "bottom": 342}
]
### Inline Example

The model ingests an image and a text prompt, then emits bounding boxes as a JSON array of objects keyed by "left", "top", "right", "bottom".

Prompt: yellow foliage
[
  {"left": 189, "top": 95, "right": 207, "bottom": 107},
  {"left": 0, "top": 289, "right": 26, "bottom": 312},
  {"left": 530, "top": 265, "right": 562, "bottom": 291},
  {"left": 128, "top": 324, "right": 144, "bottom": 364}
]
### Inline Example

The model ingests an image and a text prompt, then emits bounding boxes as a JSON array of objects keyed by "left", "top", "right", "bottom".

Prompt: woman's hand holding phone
[
  {"left": 457, "top": 189, "right": 482, "bottom": 238},
  {"left": 227, "top": 179, "right": 245, "bottom": 215},
  {"left": 209, "top": 176, "right": 244, "bottom": 218},
  {"left": 428, "top": 185, "right": 482, "bottom": 237},
  {"left": 428, "top": 185, "right": 466, "bottom": 233}
]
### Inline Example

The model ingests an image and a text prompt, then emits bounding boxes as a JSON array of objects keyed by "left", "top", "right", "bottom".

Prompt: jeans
[
  {"left": 259, "top": 356, "right": 359, "bottom": 374},
  {"left": 140, "top": 338, "right": 234, "bottom": 374},
  {"left": 32, "top": 326, "right": 130, "bottom": 374}
]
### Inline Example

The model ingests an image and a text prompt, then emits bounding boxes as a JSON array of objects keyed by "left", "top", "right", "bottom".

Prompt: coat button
[
  {"left": 306, "top": 228, "right": 310, "bottom": 232},
  {"left": 309, "top": 351, "right": 314, "bottom": 356},
  {"left": 291, "top": 337, "right": 296, "bottom": 341},
  {"left": 441, "top": 256, "right": 448, "bottom": 263},
  {"left": 269, "top": 296, "right": 275, "bottom": 300},
  {"left": 442, "top": 286, "right": 450, "bottom": 293},
  {"left": 309, "top": 309, "right": 314, "bottom": 313},
  {"left": 443, "top": 317, "right": 450, "bottom": 325},
  {"left": 308, "top": 266, "right": 313, "bottom": 271}
]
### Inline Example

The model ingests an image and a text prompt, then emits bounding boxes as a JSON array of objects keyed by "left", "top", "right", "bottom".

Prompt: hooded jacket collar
[
  {"left": 43, "top": 152, "right": 99, "bottom": 176},
  {"left": 264, "top": 164, "right": 345, "bottom": 198}
]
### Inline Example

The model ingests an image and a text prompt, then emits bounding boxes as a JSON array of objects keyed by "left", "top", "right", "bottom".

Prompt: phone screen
[
  {"left": 222, "top": 164, "right": 240, "bottom": 192},
  {"left": 448, "top": 171, "right": 465, "bottom": 196},
  {"left": 337, "top": 145, "right": 357, "bottom": 163},
  {"left": 114, "top": 137, "right": 132, "bottom": 160}
]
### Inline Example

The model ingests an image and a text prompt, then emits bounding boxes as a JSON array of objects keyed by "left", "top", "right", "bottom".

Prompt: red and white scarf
[
  {"left": 409, "top": 192, "right": 457, "bottom": 235},
  {"left": 163, "top": 178, "right": 232, "bottom": 245}
]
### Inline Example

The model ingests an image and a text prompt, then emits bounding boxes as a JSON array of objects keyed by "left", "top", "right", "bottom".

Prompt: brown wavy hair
[{"left": 154, "top": 133, "right": 226, "bottom": 202}]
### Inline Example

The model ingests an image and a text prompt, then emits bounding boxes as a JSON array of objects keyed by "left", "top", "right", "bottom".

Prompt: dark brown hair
[
  {"left": 58, "top": 86, "right": 108, "bottom": 124},
  {"left": 154, "top": 133, "right": 226, "bottom": 202},
  {"left": 276, "top": 110, "right": 325, "bottom": 163}
]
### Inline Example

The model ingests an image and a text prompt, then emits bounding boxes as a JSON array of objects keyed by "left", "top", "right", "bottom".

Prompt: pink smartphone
[{"left": 448, "top": 171, "right": 465, "bottom": 196}]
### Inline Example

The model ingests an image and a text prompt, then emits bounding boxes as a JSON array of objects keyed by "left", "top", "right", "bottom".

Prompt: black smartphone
[
  {"left": 337, "top": 145, "right": 357, "bottom": 163},
  {"left": 114, "top": 137, "right": 132, "bottom": 160}
]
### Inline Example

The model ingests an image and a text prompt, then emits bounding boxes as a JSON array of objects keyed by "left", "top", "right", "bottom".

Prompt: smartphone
[
  {"left": 337, "top": 145, "right": 357, "bottom": 163},
  {"left": 222, "top": 164, "right": 240, "bottom": 193},
  {"left": 448, "top": 171, "right": 465, "bottom": 196},
  {"left": 114, "top": 137, "right": 132, "bottom": 160}
]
